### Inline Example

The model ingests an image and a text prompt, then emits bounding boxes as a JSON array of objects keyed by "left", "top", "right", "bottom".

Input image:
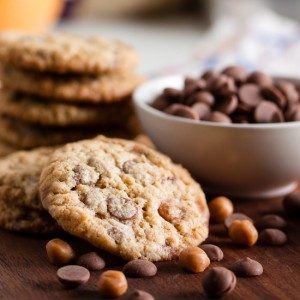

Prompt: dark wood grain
[{"left": 0, "top": 197, "right": 299, "bottom": 300}]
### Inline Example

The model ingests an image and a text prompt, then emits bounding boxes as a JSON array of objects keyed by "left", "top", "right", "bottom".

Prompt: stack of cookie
[{"left": 0, "top": 32, "right": 143, "bottom": 156}]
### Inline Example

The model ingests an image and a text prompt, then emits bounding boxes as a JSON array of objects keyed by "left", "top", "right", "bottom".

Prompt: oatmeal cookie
[
  {"left": 0, "top": 32, "right": 138, "bottom": 74},
  {"left": 0, "top": 116, "right": 137, "bottom": 149},
  {"left": 40, "top": 136, "right": 209, "bottom": 261},
  {"left": 0, "top": 89, "right": 132, "bottom": 127},
  {"left": 0, "top": 64, "right": 144, "bottom": 103},
  {"left": 0, "top": 147, "right": 59, "bottom": 234}
]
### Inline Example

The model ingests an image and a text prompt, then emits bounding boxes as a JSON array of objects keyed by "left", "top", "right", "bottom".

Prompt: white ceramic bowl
[{"left": 133, "top": 75, "right": 300, "bottom": 198}]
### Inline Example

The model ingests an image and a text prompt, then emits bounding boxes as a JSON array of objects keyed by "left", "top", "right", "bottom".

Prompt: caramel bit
[
  {"left": 158, "top": 201, "right": 185, "bottom": 224},
  {"left": 107, "top": 197, "right": 138, "bottom": 220}
]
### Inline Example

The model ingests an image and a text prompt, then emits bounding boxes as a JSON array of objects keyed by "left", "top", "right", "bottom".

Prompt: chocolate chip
[
  {"left": 57, "top": 265, "right": 90, "bottom": 287},
  {"left": 287, "top": 104, "right": 300, "bottom": 121},
  {"left": 215, "top": 95, "right": 238, "bottom": 114},
  {"left": 184, "top": 78, "right": 206, "bottom": 97},
  {"left": 230, "top": 257, "right": 263, "bottom": 277},
  {"left": 247, "top": 71, "right": 273, "bottom": 87},
  {"left": 202, "top": 267, "right": 236, "bottom": 298},
  {"left": 163, "top": 88, "right": 182, "bottom": 100},
  {"left": 107, "top": 197, "right": 138, "bottom": 220},
  {"left": 261, "top": 86, "right": 287, "bottom": 108},
  {"left": 207, "top": 74, "right": 234, "bottom": 96},
  {"left": 222, "top": 65, "right": 247, "bottom": 84},
  {"left": 77, "top": 252, "right": 105, "bottom": 271},
  {"left": 254, "top": 101, "right": 284, "bottom": 123},
  {"left": 259, "top": 228, "right": 287, "bottom": 246},
  {"left": 123, "top": 260, "right": 157, "bottom": 277},
  {"left": 164, "top": 104, "right": 198, "bottom": 120},
  {"left": 224, "top": 213, "right": 253, "bottom": 229},
  {"left": 150, "top": 96, "right": 169, "bottom": 111},
  {"left": 209, "top": 111, "right": 232, "bottom": 123},
  {"left": 191, "top": 102, "right": 211, "bottom": 120},
  {"left": 255, "top": 214, "right": 287, "bottom": 230},
  {"left": 128, "top": 289, "right": 155, "bottom": 300},
  {"left": 199, "top": 244, "right": 224, "bottom": 261},
  {"left": 238, "top": 84, "right": 262, "bottom": 108},
  {"left": 276, "top": 80, "right": 299, "bottom": 105},
  {"left": 201, "top": 70, "right": 219, "bottom": 81},
  {"left": 283, "top": 192, "right": 300, "bottom": 215},
  {"left": 186, "top": 91, "right": 215, "bottom": 106}
]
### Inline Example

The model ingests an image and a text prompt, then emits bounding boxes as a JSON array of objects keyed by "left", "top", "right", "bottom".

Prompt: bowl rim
[{"left": 133, "top": 74, "right": 300, "bottom": 130}]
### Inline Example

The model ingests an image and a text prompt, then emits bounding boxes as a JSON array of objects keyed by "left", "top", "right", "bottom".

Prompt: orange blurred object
[{"left": 0, "top": 0, "right": 64, "bottom": 32}]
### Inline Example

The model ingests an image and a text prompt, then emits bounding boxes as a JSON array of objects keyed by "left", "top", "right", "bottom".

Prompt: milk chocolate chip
[
  {"left": 255, "top": 214, "right": 287, "bottom": 230},
  {"left": 222, "top": 65, "right": 247, "bottom": 84},
  {"left": 77, "top": 252, "right": 105, "bottom": 271},
  {"left": 57, "top": 265, "right": 90, "bottom": 287},
  {"left": 123, "top": 260, "right": 157, "bottom": 277},
  {"left": 199, "top": 244, "right": 224, "bottom": 261},
  {"left": 230, "top": 257, "right": 263, "bottom": 277},
  {"left": 202, "top": 267, "right": 237, "bottom": 298},
  {"left": 259, "top": 228, "right": 287, "bottom": 246},
  {"left": 128, "top": 290, "right": 155, "bottom": 300},
  {"left": 107, "top": 197, "right": 138, "bottom": 220}
]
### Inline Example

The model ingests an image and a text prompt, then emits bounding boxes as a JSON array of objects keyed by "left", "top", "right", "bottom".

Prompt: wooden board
[{"left": 0, "top": 197, "right": 299, "bottom": 300}]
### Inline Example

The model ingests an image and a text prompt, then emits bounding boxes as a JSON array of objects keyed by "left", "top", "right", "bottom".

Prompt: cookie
[
  {"left": 0, "top": 139, "right": 18, "bottom": 157},
  {"left": 0, "top": 147, "right": 54, "bottom": 210},
  {"left": 0, "top": 201, "right": 59, "bottom": 234},
  {"left": 0, "top": 147, "right": 59, "bottom": 234},
  {"left": 0, "top": 32, "right": 138, "bottom": 74},
  {"left": 40, "top": 136, "right": 209, "bottom": 261},
  {"left": 0, "top": 89, "right": 132, "bottom": 127},
  {"left": 0, "top": 116, "right": 137, "bottom": 149},
  {"left": 0, "top": 64, "right": 144, "bottom": 103}
]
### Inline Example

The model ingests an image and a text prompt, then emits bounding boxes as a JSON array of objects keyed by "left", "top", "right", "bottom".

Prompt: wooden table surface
[{"left": 0, "top": 196, "right": 299, "bottom": 300}]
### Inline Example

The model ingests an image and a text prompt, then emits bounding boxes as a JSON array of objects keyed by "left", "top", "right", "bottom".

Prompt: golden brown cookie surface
[
  {"left": 40, "top": 136, "right": 209, "bottom": 261},
  {"left": 0, "top": 32, "right": 138, "bottom": 74}
]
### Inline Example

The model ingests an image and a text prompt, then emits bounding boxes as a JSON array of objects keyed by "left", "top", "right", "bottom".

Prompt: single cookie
[
  {"left": 0, "top": 201, "right": 59, "bottom": 234},
  {"left": 0, "top": 89, "right": 132, "bottom": 127},
  {"left": 0, "top": 32, "right": 138, "bottom": 74},
  {"left": 0, "top": 139, "right": 19, "bottom": 157},
  {"left": 0, "top": 147, "right": 54, "bottom": 210},
  {"left": 0, "top": 116, "right": 135, "bottom": 149},
  {"left": 0, "top": 147, "right": 59, "bottom": 234},
  {"left": 0, "top": 64, "right": 144, "bottom": 103},
  {"left": 40, "top": 136, "right": 209, "bottom": 261}
]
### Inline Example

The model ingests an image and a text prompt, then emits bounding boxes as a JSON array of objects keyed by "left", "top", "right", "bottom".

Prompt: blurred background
[{"left": 0, "top": 0, "right": 300, "bottom": 76}]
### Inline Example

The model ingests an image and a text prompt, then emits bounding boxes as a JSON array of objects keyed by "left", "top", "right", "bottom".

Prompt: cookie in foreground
[{"left": 39, "top": 136, "right": 209, "bottom": 261}]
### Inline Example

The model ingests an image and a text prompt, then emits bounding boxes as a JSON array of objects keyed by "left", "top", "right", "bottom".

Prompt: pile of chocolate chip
[{"left": 151, "top": 66, "right": 300, "bottom": 123}]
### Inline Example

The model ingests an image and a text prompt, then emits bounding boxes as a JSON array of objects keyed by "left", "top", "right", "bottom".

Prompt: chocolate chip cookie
[
  {"left": 0, "top": 147, "right": 59, "bottom": 233},
  {"left": 0, "top": 89, "right": 132, "bottom": 127},
  {"left": 0, "top": 116, "right": 138, "bottom": 149},
  {"left": 40, "top": 136, "right": 209, "bottom": 261},
  {"left": 0, "top": 64, "right": 144, "bottom": 103},
  {"left": 0, "top": 32, "right": 138, "bottom": 74}
]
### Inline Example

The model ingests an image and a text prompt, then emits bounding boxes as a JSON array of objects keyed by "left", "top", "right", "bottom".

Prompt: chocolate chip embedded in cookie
[
  {"left": 0, "top": 32, "right": 139, "bottom": 74},
  {"left": 0, "top": 64, "right": 144, "bottom": 103},
  {"left": 39, "top": 136, "right": 209, "bottom": 261}
]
